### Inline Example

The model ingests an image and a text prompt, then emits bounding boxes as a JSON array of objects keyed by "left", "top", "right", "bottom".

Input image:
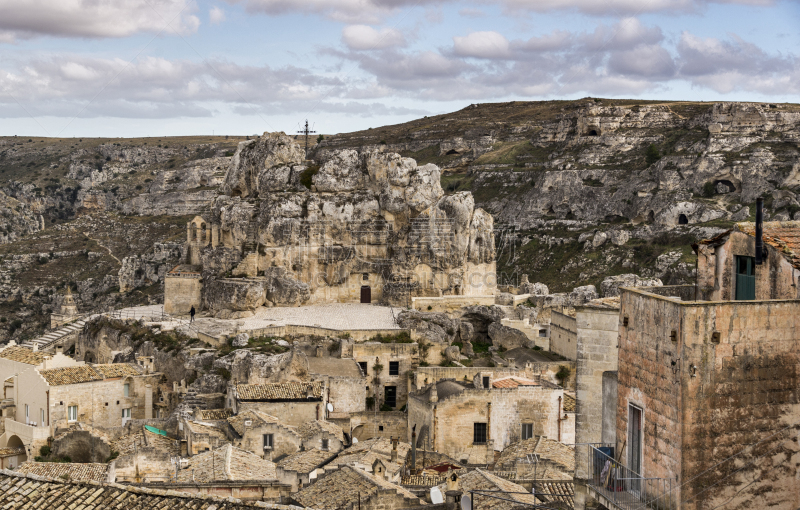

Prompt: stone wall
[
  {"left": 499, "top": 318, "right": 549, "bottom": 350},
  {"left": 352, "top": 343, "right": 418, "bottom": 410},
  {"left": 320, "top": 375, "right": 366, "bottom": 415},
  {"left": 412, "top": 296, "right": 495, "bottom": 313},
  {"left": 618, "top": 287, "right": 800, "bottom": 509},
  {"left": 238, "top": 401, "right": 322, "bottom": 429},
  {"left": 572, "top": 303, "right": 619, "bottom": 510},
  {"left": 240, "top": 423, "right": 302, "bottom": 461},
  {"left": 696, "top": 228, "right": 800, "bottom": 301},
  {"left": 601, "top": 371, "right": 617, "bottom": 445},
  {"left": 164, "top": 274, "right": 202, "bottom": 314},
  {"left": 350, "top": 411, "right": 407, "bottom": 442},
  {"left": 549, "top": 310, "right": 577, "bottom": 360}
]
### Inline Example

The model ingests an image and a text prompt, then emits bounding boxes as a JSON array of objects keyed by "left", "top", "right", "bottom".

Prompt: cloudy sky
[{"left": 1, "top": 0, "right": 799, "bottom": 137}]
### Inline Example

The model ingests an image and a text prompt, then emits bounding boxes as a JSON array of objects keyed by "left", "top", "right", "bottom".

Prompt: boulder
[
  {"left": 460, "top": 305, "right": 507, "bottom": 341},
  {"left": 601, "top": 274, "right": 663, "bottom": 297},
  {"left": 397, "top": 310, "right": 458, "bottom": 344},
  {"left": 568, "top": 285, "right": 598, "bottom": 305},
  {"left": 462, "top": 340, "right": 474, "bottom": 357},
  {"left": 609, "top": 230, "right": 630, "bottom": 246},
  {"left": 522, "top": 282, "right": 549, "bottom": 296},
  {"left": 263, "top": 267, "right": 311, "bottom": 306},
  {"left": 488, "top": 322, "right": 531, "bottom": 350},
  {"left": 232, "top": 333, "right": 250, "bottom": 347},
  {"left": 444, "top": 346, "right": 461, "bottom": 362},
  {"left": 591, "top": 232, "right": 608, "bottom": 249},
  {"left": 205, "top": 278, "right": 266, "bottom": 311},
  {"left": 459, "top": 321, "right": 475, "bottom": 342}
]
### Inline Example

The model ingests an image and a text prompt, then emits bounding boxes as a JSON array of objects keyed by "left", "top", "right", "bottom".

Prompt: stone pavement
[{"left": 239, "top": 303, "right": 401, "bottom": 331}]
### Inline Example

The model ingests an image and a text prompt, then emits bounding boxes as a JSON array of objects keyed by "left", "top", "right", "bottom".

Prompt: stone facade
[
  {"left": 572, "top": 301, "right": 620, "bottom": 510},
  {"left": 549, "top": 309, "right": 577, "bottom": 360},
  {"left": 695, "top": 222, "right": 800, "bottom": 301},
  {"left": 615, "top": 285, "right": 800, "bottom": 510},
  {"left": 352, "top": 343, "right": 419, "bottom": 411},
  {"left": 164, "top": 267, "right": 202, "bottom": 315}
]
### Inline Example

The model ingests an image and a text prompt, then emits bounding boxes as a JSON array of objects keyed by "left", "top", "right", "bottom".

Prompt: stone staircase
[
  {"left": 182, "top": 388, "right": 207, "bottom": 410},
  {"left": 21, "top": 315, "right": 96, "bottom": 351}
]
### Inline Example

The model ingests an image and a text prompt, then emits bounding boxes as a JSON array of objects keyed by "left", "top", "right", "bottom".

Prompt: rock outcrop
[
  {"left": 488, "top": 322, "right": 531, "bottom": 350},
  {"left": 601, "top": 274, "right": 663, "bottom": 297}
]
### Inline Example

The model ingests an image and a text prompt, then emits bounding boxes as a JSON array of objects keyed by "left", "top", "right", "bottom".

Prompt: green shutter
[{"left": 735, "top": 256, "right": 756, "bottom": 300}]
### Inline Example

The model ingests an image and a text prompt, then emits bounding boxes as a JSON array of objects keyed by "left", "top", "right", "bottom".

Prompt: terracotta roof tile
[
  {"left": 563, "top": 393, "right": 576, "bottom": 413},
  {"left": 0, "top": 447, "right": 24, "bottom": 458},
  {"left": 235, "top": 381, "right": 323, "bottom": 401},
  {"left": 533, "top": 480, "right": 574, "bottom": 508},
  {"left": 297, "top": 420, "right": 345, "bottom": 443},
  {"left": 176, "top": 444, "right": 277, "bottom": 482},
  {"left": 277, "top": 449, "right": 337, "bottom": 474},
  {"left": 227, "top": 410, "right": 294, "bottom": 437},
  {"left": 492, "top": 377, "right": 539, "bottom": 389},
  {"left": 0, "top": 468, "right": 302, "bottom": 509},
  {"left": 38, "top": 365, "right": 103, "bottom": 385},
  {"left": 93, "top": 363, "right": 141, "bottom": 378},
  {"left": 0, "top": 345, "right": 48, "bottom": 365},
  {"left": 495, "top": 437, "right": 574, "bottom": 477},
  {"left": 437, "top": 469, "right": 539, "bottom": 510},
  {"left": 293, "top": 465, "right": 420, "bottom": 510},
  {"left": 736, "top": 221, "right": 800, "bottom": 268},
  {"left": 196, "top": 408, "right": 233, "bottom": 421},
  {"left": 185, "top": 420, "right": 229, "bottom": 441},
  {"left": 15, "top": 462, "right": 109, "bottom": 483}
]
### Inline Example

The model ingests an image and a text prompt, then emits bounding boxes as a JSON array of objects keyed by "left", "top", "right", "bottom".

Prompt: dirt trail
[{"left": 84, "top": 232, "right": 122, "bottom": 265}]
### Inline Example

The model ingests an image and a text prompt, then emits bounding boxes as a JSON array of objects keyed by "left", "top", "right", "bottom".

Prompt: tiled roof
[
  {"left": 533, "top": 480, "right": 574, "bottom": 508},
  {"left": 736, "top": 221, "right": 800, "bottom": 268},
  {"left": 0, "top": 345, "right": 48, "bottom": 365},
  {"left": 0, "top": 447, "right": 24, "bottom": 458},
  {"left": 185, "top": 420, "right": 229, "bottom": 441},
  {"left": 14, "top": 462, "right": 109, "bottom": 483},
  {"left": 297, "top": 420, "right": 345, "bottom": 442},
  {"left": 38, "top": 365, "right": 103, "bottom": 386},
  {"left": 144, "top": 428, "right": 180, "bottom": 455},
  {"left": 235, "top": 381, "right": 323, "bottom": 401},
  {"left": 563, "top": 393, "right": 576, "bottom": 413},
  {"left": 494, "top": 437, "right": 574, "bottom": 476},
  {"left": 112, "top": 427, "right": 180, "bottom": 456},
  {"left": 277, "top": 449, "right": 337, "bottom": 474},
  {"left": 0, "top": 469, "right": 301, "bottom": 509},
  {"left": 38, "top": 363, "right": 141, "bottom": 386},
  {"left": 328, "top": 438, "right": 410, "bottom": 477},
  {"left": 227, "top": 410, "right": 295, "bottom": 437},
  {"left": 492, "top": 376, "right": 539, "bottom": 389},
  {"left": 401, "top": 474, "right": 446, "bottom": 487},
  {"left": 197, "top": 408, "right": 233, "bottom": 421},
  {"left": 439, "top": 469, "right": 539, "bottom": 510},
  {"left": 176, "top": 444, "right": 277, "bottom": 482},
  {"left": 93, "top": 363, "right": 141, "bottom": 378},
  {"left": 292, "top": 465, "right": 420, "bottom": 510}
]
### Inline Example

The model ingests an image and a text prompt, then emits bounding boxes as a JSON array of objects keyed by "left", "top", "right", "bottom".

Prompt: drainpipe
[
  {"left": 557, "top": 396, "right": 562, "bottom": 442},
  {"left": 46, "top": 391, "right": 50, "bottom": 431}
]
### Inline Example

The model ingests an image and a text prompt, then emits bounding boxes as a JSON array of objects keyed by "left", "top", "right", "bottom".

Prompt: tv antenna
[{"left": 296, "top": 119, "right": 317, "bottom": 159}]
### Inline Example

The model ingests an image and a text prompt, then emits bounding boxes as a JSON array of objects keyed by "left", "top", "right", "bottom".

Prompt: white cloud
[
  {"left": 453, "top": 31, "right": 511, "bottom": 59},
  {"left": 458, "top": 8, "right": 486, "bottom": 17},
  {"left": 342, "top": 25, "right": 406, "bottom": 50},
  {"left": 210, "top": 6, "right": 226, "bottom": 24},
  {"left": 0, "top": 0, "right": 200, "bottom": 41}
]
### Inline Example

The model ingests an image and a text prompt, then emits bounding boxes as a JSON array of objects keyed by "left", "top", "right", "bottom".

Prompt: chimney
[
  {"left": 429, "top": 382, "right": 438, "bottom": 404},
  {"left": 755, "top": 197, "right": 764, "bottom": 265},
  {"left": 32, "top": 344, "right": 38, "bottom": 352},
  {"left": 391, "top": 437, "right": 398, "bottom": 463},
  {"left": 507, "top": 357, "right": 516, "bottom": 369},
  {"left": 56, "top": 345, "right": 63, "bottom": 355}
]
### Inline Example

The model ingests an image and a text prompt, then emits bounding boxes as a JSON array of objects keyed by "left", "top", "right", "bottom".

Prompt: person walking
[{"left": 190, "top": 305, "right": 196, "bottom": 323}]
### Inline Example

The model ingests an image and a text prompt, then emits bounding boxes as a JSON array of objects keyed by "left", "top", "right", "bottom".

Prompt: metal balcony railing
[{"left": 587, "top": 446, "right": 675, "bottom": 510}]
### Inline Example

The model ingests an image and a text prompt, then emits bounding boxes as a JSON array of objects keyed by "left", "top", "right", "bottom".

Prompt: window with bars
[
  {"left": 263, "top": 434, "right": 274, "bottom": 450},
  {"left": 521, "top": 423, "right": 533, "bottom": 440},
  {"left": 389, "top": 361, "right": 399, "bottom": 376},
  {"left": 321, "top": 439, "right": 329, "bottom": 450},
  {"left": 473, "top": 423, "right": 487, "bottom": 444}
]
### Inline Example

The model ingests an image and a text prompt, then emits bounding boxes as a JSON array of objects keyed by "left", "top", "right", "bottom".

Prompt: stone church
[{"left": 165, "top": 132, "right": 496, "bottom": 315}]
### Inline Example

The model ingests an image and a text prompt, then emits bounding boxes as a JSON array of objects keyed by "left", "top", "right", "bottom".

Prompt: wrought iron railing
[{"left": 587, "top": 446, "right": 674, "bottom": 510}]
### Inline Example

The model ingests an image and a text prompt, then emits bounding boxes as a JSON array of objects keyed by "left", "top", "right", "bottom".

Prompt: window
[
  {"left": 25, "top": 404, "right": 29, "bottom": 424},
  {"left": 735, "top": 255, "right": 756, "bottom": 300},
  {"left": 41, "top": 409, "right": 45, "bottom": 426},
  {"left": 482, "top": 376, "right": 490, "bottom": 389},
  {"left": 389, "top": 361, "right": 399, "bottom": 376},
  {"left": 539, "top": 329, "right": 547, "bottom": 337},
  {"left": 359, "top": 362, "right": 368, "bottom": 375},
  {"left": 124, "top": 383, "right": 130, "bottom": 397},
  {"left": 263, "top": 434, "right": 274, "bottom": 450},
  {"left": 628, "top": 405, "right": 643, "bottom": 479},
  {"left": 68, "top": 405, "right": 78, "bottom": 422},
  {"left": 521, "top": 423, "right": 533, "bottom": 440},
  {"left": 473, "top": 423, "right": 487, "bottom": 444},
  {"left": 321, "top": 439, "right": 329, "bottom": 450},
  {"left": 378, "top": 425, "right": 384, "bottom": 431},
  {"left": 363, "top": 273, "right": 369, "bottom": 281},
  {"left": 384, "top": 386, "right": 397, "bottom": 408},
  {"left": 122, "top": 408, "right": 131, "bottom": 419}
]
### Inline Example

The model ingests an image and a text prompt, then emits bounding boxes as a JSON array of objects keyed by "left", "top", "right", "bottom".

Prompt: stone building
[
  {"left": 228, "top": 381, "right": 327, "bottom": 427},
  {"left": 694, "top": 221, "right": 800, "bottom": 301},
  {"left": 322, "top": 437, "right": 410, "bottom": 484},
  {"left": 276, "top": 448, "right": 338, "bottom": 491},
  {"left": 549, "top": 309, "right": 577, "bottom": 360},
  {"left": 290, "top": 464, "right": 421, "bottom": 510},
  {"left": 494, "top": 436, "right": 575, "bottom": 480},
  {"left": 407, "top": 375, "right": 568, "bottom": 465},
  {"left": 352, "top": 342, "right": 418, "bottom": 411},
  {"left": 184, "top": 419, "right": 230, "bottom": 455},
  {"left": 437, "top": 469, "right": 539, "bottom": 510},
  {"left": 164, "top": 132, "right": 497, "bottom": 316},
  {"left": 227, "top": 409, "right": 302, "bottom": 461},
  {"left": 594, "top": 284, "right": 800, "bottom": 510}
]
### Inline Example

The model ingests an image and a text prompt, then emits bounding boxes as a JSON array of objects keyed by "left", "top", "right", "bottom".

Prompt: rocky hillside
[
  {"left": 0, "top": 98, "right": 798, "bottom": 340},
  {"left": 316, "top": 99, "right": 800, "bottom": 290}
]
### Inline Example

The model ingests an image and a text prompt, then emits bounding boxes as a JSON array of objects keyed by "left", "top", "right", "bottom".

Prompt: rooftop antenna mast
[{"left": 296, "top": 119, "right": 317, "bottom": 159}]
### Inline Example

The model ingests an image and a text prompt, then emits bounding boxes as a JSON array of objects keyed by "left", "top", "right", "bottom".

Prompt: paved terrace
[{"left": 238, "top": 304, "right": 401, "bottom": 331}]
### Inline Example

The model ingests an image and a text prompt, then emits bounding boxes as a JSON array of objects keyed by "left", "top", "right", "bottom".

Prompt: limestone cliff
[{"left": 191, "top": 132, "right": 496, "bottom": 313}]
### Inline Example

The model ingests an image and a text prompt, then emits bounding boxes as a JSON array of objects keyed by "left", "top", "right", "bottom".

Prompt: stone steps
[{"left": 22, "top": 317, "right": 90, "bottom": 350}]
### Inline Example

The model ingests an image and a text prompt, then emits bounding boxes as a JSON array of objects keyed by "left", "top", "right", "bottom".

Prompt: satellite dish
[
  {"left": 352, "top": 437, "right": 359, "bottom": 444},
  {"left": 461, "top": 494, "right": 472, "bottom": 510},
  {"left": 430, "top": 487, "right": 444, "bottom": 505},
  {"left": 327, "top": 403, "right": 334, "bottom": 412}
]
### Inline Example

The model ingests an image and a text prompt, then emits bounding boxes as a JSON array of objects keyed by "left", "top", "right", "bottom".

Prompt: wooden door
[{"left": 360, "top": 286, "right": 371, "bottom": 303}]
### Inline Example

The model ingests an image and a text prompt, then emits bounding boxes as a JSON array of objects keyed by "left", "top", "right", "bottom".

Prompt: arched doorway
[{"left": 5, "top": 435, "right": 26, "bottom": 467}]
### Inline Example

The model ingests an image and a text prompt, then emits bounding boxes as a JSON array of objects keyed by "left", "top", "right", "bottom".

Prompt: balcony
[
  {"left": 587, "top": 446, "right": 675, "bottom": 510},
  {"left": 3, "top": 418, "right": 50, "bottom": 445}
]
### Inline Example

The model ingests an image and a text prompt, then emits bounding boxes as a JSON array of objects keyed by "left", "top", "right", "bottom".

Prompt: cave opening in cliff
[
  {"left": 678, "top": 214, "right": 689, "bottom": 225},
  {"left": 446, "top": 149, "right": 459, "bottom": 155},
  {"left": 588, "top": 129, "right": 598, "bottom": 136}
]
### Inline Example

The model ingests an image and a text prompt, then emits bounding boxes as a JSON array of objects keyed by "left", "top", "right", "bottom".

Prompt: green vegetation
[
  {"left": 645, "top": 144, "right": 661, "bottom": 166},
  {"left": 369, "top": 331, "right": 412, "bottom": 343},
  {"left": 300, "top": 165, "right": 320, "bottom": 189}
]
